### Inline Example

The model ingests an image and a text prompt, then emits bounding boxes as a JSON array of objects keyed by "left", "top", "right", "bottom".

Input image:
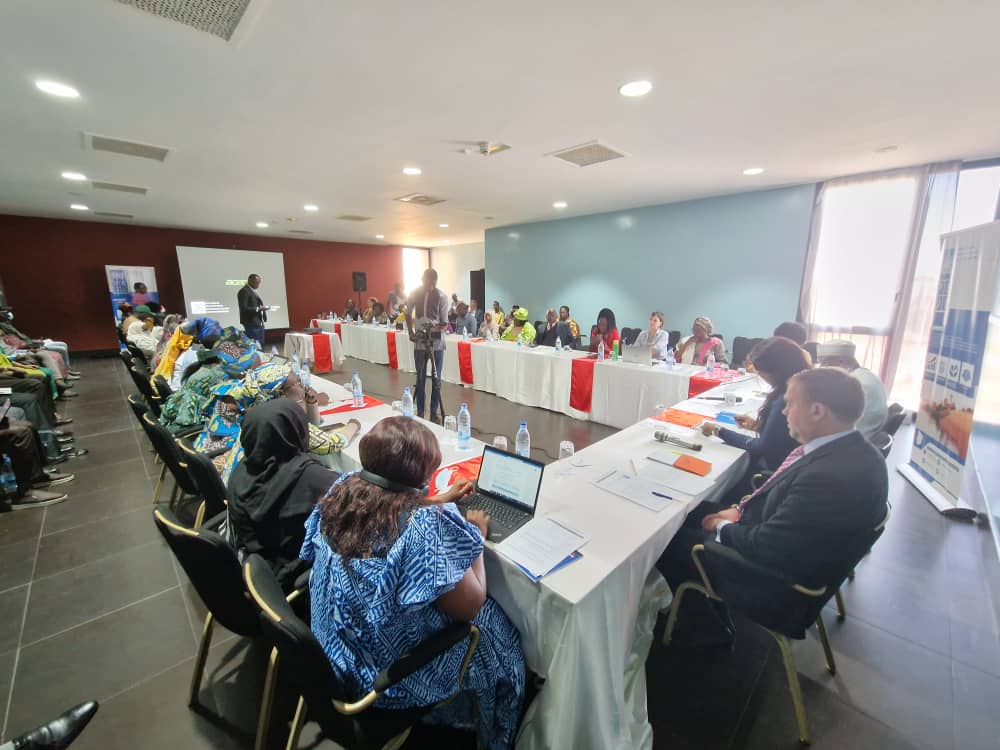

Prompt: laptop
[
  {"left": 622, "top": 344, "right": 653, "bottom": 364},
  {"left": 462, "top": 445, "right": 545, "bottom": 542}
]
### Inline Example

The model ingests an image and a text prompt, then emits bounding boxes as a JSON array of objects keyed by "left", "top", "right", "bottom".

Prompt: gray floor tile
[
  {"left": 0, "top": 648, "right": 14, "bottom": 740},
  {"left": 0, "top": 538, "right": 37, "bottom": 593},
  {"left": 34, "top": 506, "right": 160, "bottom": 578},
  {"left": 68, "top": 429, "right": 142, "bottom": 471},
  {"left": 41, "top": 472, "right": 154, "bottom": 536},
  {"left": 0, "top": 586, "right": 27, "bottom": 655},
  {"left": 23, "top": 541, "right": 177, "bottom": 645},
  {"left": 47, "top": 458, "right": 149, "bottom": 499},
  {"left": 0, "top": 510, "right": 43, "bottom": 549},
  {"left": 7, "top": 588, "right": 195, "bottom": 732},
  {"left": 952, "top": 661, "right": 1000, "bottom": 750}
]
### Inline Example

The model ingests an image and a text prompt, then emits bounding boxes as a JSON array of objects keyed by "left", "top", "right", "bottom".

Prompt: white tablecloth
[
  {"left": 306, "top": 373, "right": 758, "bottom": 749},
  {"left": 590, "top": 362, "right": 702, "bottom": 428},
  {"left": 282, "top": 331, "right": 344, "bottom": 372}
]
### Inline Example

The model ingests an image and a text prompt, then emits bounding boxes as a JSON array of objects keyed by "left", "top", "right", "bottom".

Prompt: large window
[
  {"left": 401, "top": 247, "right": 429, "bottom": 295},
  {"left": 953, "top": 163, "right": 1000, "bottom": 231}
]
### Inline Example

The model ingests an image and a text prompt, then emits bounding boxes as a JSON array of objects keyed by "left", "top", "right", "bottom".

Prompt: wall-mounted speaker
[{"left": 352, "top": 272, "right": 366, "bottom": 292}]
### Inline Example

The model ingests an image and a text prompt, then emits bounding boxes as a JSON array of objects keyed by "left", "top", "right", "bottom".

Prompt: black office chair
[
  {"left": 154, "top": 507, "right": 300, "bottom": 750},
  {"left": 153, "top": 374, "right": 174, "bottom": 400},
  {"left": 142, "top": 413, "right": 200, "bottom": 507},
  {"left": 126, "top": 343, "right": 148, "bottom": 368},
  {"left": 667, "top": 330, "right": 681, "bottom": 349},
  {"left": 663, "top": 504, "right": 890, "bottom": 745},
  {"left": 621, "top": 327, "right": 641, "bottom": 346},
  {"left": 730, "top": 336, "right": 764, "bottom": 368},
  {"left": 243, "top": 553, "right": 480, "bottom": 750},
  {"left": 882, "top": 403, "right": 906, "bottom": 436},
  {"left": 803, "top": 341, "right": 819, "bottom": 364},
  {"left": 870, "top": 430, "right": 893, "bottom": 459},
  {"left": 128, "top": 366, "right": 161, "bottom": 418},
  {"left": 119, "top": 348, "right": 134, "bottom": 371},
  {"left": 178, "top": 440, "right": 229, "bottom": 529}
]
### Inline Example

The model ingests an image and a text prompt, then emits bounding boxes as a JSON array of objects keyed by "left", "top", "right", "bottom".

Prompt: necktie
[{"left": 738, "top": 444, "right": 806, "bottom": 514}]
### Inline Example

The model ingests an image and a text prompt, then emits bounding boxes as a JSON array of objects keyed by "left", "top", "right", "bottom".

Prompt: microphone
[{"left": 654, "top": 431, "right": 703, "bottom": 451}]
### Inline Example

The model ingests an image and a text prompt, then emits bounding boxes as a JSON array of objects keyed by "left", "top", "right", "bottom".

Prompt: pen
[{"left": 651, "top": 490, "right": 674, "bottom": 500}]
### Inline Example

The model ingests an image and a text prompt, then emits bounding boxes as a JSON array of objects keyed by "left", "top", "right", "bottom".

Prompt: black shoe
[
  {"left": 55, "top": 417, "right": 73, "bottom": 426},
  {"left": 32, "top": 472, "right": 74, "bottom": 489},
  {"left": 53, "top": 430, "right": 73, "bottom": 438},
  {"left": 12, "top": 700, "right": 99, "bottom": 749},
  {"left": 45, "top": 455, "right": 68, "bottom": 466},
  {"left": 56, "top": 436, "right": 74, "bottom": 445}
]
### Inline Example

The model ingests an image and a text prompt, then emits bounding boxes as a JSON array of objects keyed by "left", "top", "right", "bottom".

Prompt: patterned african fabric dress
[
  {"left": 300, "top": 485, "right": 525, "bottom": 749},
  {"left": 194, "top": 361, "right": 291, "bottom": 453},
  {"left": 158, "top": 364, "right": 228, "bottom": 434}
]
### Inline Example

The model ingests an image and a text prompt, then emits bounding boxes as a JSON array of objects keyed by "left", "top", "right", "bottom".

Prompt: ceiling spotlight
[
  {"left": 402, "top": 166, "right": 422, "bottom": 176},
  {"left": 256, "top": 221, "right": 269, "bottom": 228},
  {"left": 61, "top": 171, "right": 87, "bottom": 181},
  {"left": 552, "top": 201, "right": 568, "bottom": 209},
  {"left": 439, "top": 223, "right": 449, "bottom": 228},
  {"left": 375, "top": 234, "right": 385, "bottom": 239},
  {"left": 70, "top": 204, "right": 89, "bottom": 211},
  {"left": 303, "top": 203, "right": 318, "bottom": 211},
  {"left": 742, "top": 167, "right": 765, "bottom": 176},
  {"left": 618, "top": 80, "right": 653, "bottom": 97},
  {"left": 35, "top": 79, "right": 80, "bottom": 98}
]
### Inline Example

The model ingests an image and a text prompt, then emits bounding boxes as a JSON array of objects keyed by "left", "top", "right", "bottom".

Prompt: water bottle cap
[
  {"left": 520, "top": 421, "right": 527, "bottom": 427},
  {"left": 461, "top": 402, "right": 468, "bottom": 409},
  {"left": 404, "top": 386, "right": 411, "bottom": 393},
  {"left": 353, "top": 371, "right": 359, "bottom": 376}
]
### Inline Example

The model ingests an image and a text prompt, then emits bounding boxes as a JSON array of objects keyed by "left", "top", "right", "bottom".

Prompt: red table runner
[
  {"left": 319, "top": 395, "right": 384, "bottom": 415},
  {"left": 429, "top": 456, "right": 483, "bottom": 497},
  {"left": 687, "top": 371, "right": 735, "bottom": 398},
  {"left": 386, "top": 331, "right": 399, "bottom": 369},
  {"left": 456, "top": 338, "right": 484, "bottom": 385},
  {"left": 310, "top": 319, "right": 319, "bottom": 328},
  {"left": 310, "top": 333, "right": 333, "bottom": 372},
  {"left": 334, "top": 322, "right": 342, "bottom": 339},
  {"left": 570, "top": 357, "right": 597, "bottom": 412}
]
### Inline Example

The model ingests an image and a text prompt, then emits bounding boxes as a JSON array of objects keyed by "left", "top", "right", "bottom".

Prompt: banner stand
[{"left": 898, "top": 464, "right": 977, "bottom": 519}]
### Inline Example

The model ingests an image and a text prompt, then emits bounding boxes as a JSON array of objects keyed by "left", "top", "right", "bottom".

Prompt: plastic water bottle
[
  {"left": 666, "top": 348, "right": 675, "bottom": 369},
  {"left": 270, "top": 345, "right": 279, "bottom": 359},
  {"left": 554, "top": 336, "right": 562, "bottom": 353},
  {"left": 597, "top": 340, "right": 605, "bottom": 361},
  {"left": 517, "top": 338, "right": 523, "bottom": 349},
  {"left": 401, "top": 386, "right": 415, "bottom": 418},
  {"left": 462, "top": 328, "right": 469, "bottom": 341},
  {"left": 705, "top": 351, "right": 716, "bottom": 374},
  {"left": 0, "top": 455, "right": 17, "bottom": 502},
  {"left": 457, "top": 403, "right": 471, "bottom": 450},
  {"left": 292, "top": 352, "right": 300, "bottom": 372},
  {"left": 515, "top": 421, "right": 530, "bottom": 458},
  {"left": 300, "top": 360, "right": 312, "bottom": 388},
  {"left": 351, "top": 371, "right": 364, "bottom": 408}
]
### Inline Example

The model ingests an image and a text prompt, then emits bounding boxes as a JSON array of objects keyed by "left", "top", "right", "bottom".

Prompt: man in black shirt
[{"left": 237, "top": 274, "right": 268, "bottom": 347}]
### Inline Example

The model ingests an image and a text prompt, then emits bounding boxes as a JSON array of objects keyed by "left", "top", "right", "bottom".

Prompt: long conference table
[
  {"left": 309, "top": 319, "right": 720, "bottom": 428},
  {"left": 307, "top": 369, "right": 762, "bottom": 749}
]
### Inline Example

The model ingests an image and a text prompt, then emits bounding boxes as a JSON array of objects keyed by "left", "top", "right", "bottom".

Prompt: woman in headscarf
[
  {"left": 500, "top": 307, "right": 536, "bottom": 344},
  {"left": 153, "top": 316, "right": 223, "bottom": 385},
  {"left": 159, "top": 326, "right": 242, "bottom": 435},
  {"left": 675, "top": 316, "right": 728, "bottom": 365},
  {"left": 150, "top": 313, "right": 183, "bottom": 371},
  {"left": 478, "top": 311, "right": 500, "bottom": 340},
  {"left": 226, "top": 398, "right": 339, "bottom": 590}
]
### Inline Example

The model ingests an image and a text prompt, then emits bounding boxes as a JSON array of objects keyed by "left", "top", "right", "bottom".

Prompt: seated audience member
[
  {"left": 0, "top": 348, "right": 71, "bottom": 403},
  {"left": 120, "top": 304, "right": 148, "bottom": 336},
  {"left": 773, "top": 321, "right": 812, "bottom": 364},
  {"left": 362, "top": 296, "right": 379, "bottom": 324},
  {"left": 634, "top": 311, "right": 670, "bottom": 358},
  {"left": 394, "top": 303, "right": 408, "bottom": 329},
  {"left": 701, "top": 337, "right": 808, "bottom": 491},
  {"left": 470, "top": 299, "right": 485, "bottom": 329},
  {"left": 0, "top": 312, "right": 78, "bottom": 377},
  {"left": 226, "top": 398, "right": 339, "bottom": 590},
  {"left": 558, "top": 305, "right": 581, "bottom": 343},
  {"left": 157, "top": 317, "right": 224, "bottom": 390},
  {"left": 479, "top": 311, "right": 500, "bottom": 340},
  {"left": 491, "top": 300, "right": 507, "bottom": 330},
  {"left": 301, "top": 418, "right": 525, "bottom": 749},
  {"left": 816, "top": 340, "right": 888, "bottom": 439},
  {"left": 675, "top": 316, "right": 727, "bottom": 365},
  {"left": 657, "top": 367, "right": 889, "bottom": 640},
  {"left": 0, "top": 355, "right": 61, "bottom": 427},
  {"left": 535, "top": 308, "right": 572, "bottom": 348},
  {"left": 454, "top": 302, "right": 478, "bottom": 336},
  {"left": 151, "top": 314, "right": 183, "bottom": 370},
  {"left": 159, "top": 353, "right": 228, "bottom": 435},
  {"left": 342, "top": 298, "right": 360, "bottom": 321},
  {"left": 0, "top": 415, "right": 74, "bottom": 511},
  {"left": 501, "top": 307, "right": 536, "bottom": 344},
  {"left": 126, "top": 313, "right": 161, "bottom": 359},
  {"left": 588, "top": 308, "right": 621, "bottom": 354}
]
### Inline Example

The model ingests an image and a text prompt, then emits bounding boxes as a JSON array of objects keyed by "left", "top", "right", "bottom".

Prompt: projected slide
[{"left": 176, "top": 246, "right": 290, "bottom": 330}]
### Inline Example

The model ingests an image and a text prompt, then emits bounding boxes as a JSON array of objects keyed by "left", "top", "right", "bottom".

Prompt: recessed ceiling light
[
  {"left": 70, "top": 204, "right": 89, "bottom": 211},
  {"left": 742, "top": 167, "right": 765, "bottom": 176},
  {"left": 402, "top": 166, "right": 422, "bottom": 176},
  {"left": 256, "top": 221, "right": 269, "bottom": 228},
  {"left": 35, "top": 79, "right": 80, "bottom": 98},
  {"left": 61, "top": 171, "right": 87, "bottom": 181},
  {"left": 552, "top": 201, "right": 568, "bottom": 209},
  {"left": 375, "top": 234, "right": 385, "bottom": 239},
  {"left": 439, "top": 223, "right": 449, "bottom": 228},
  {"left": 618, "top": 80, "right": 653, "bottom": 97},
  {"left": 303, "top": 203, "right": 318, "bottom": 212}
]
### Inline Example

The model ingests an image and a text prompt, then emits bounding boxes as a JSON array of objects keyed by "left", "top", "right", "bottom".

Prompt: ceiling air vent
[
  {"left": 115, "top": 0, "right": 251, "bottom": 41},
  {"left": 94, "top": 211, "right": 135, "bottom": 220},
  {"left": 86, "top": 133, "right": 172, "bottom": 162},
  {"left": 393, "top": 193, "right": 447, "bottom": 206},
  {"left": 547, "top": 140, "right": 627, "bottom": 168},
  {"left": 289, "top": 229, "right": 314, "bottom": 235},
  {"left": 335, "top": 214, "right": 373, "bottom": 222},
  {"left": 92, "top": 181, "right": 148, "bottom": 195}
]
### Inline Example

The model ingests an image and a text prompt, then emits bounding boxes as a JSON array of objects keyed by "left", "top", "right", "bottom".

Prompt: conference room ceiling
[{"left": 2, "top": 0, "right": 999, "bottom": 248}]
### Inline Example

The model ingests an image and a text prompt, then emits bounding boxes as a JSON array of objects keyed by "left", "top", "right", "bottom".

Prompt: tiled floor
[{"left": 1, "top": 355, "right": 998, "bottom": 749}]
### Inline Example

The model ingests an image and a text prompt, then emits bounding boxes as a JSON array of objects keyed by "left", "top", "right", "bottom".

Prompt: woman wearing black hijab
[{"left": 226, "top": 398, "right": 337, "bottom": 590}]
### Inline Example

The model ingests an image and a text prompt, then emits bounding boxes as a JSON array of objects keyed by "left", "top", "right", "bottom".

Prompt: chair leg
[
  {"left": 662, "top": 581, "right": 705, "bottom": 646},
  {"left": 815, "top": 615, "right": 837, "bottom": 675},
  {"left": 285, "top": 696, "right": 306, "bottom": 750},
  {"left": 255, "top": 647, "right": 280, "bottom": 750},
  {"left": 152, "top": 464, "right": 167, "bottom": 504},
  {"left": 189, "top": 612, "right": 215, "bottom": 708},
  {"left": 834, "top": 589, "right": 846, "bottom": 621},
  {"left": 383, "top": 728, "right": 413, "bottom": 750},
  {"left": 847, "top": 567, "right": 855, "bottom": 581},
  {"left": 771, "top": 632, "right": 811, "bottom": 745},
  {"left": 193, "top": 500, "right": 206, "bottom": 530}
]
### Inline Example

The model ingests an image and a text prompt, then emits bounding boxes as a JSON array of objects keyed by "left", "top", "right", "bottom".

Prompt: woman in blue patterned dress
[{"left": 300, "top": 417, "right": 525, "bottom": 749}]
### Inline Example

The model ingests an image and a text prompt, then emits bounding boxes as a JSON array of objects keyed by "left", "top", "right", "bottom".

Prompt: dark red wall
[{"left": 0, "top": 214, "right": 405, "bottom": 351}]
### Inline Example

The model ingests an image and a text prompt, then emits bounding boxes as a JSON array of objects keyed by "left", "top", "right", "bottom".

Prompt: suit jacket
[
  {"left": 238, "top": 285, "right": 266, "bottom": 327},
  {"left": 535, "top": 320, "right": 572, "bottom": 348},
  {"left": 719, "top": 431, "right": 888, "bottom": 589}
]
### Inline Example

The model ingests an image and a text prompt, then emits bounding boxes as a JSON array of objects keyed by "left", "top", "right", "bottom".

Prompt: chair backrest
[
  {"left": 179, "top": 441, "right": 229, "bottom": 519},
  {"left": 119, "top": 349, "right": 134, "bottom": 370},
  {"left": 129, "top": 366, "right": 161, "bottom": 417},
  {"left": 882, "top": 404, "right": 906, "bottom": 436},
  {"left": 870, "top": 431, "right": 893, "bottom": 458},
  {"left": 153, "top": 374, "right": 174, "bottom": 400},
  {"left": 127, "top": 343, "right": 148, "bottom": 367},
  {"left": 803, "top": 341, "right": 819, "bottom": 364},
  {"left": 153, "top": 507, "right": 261, "bottom": 637},
  {"left": 127, "top": 393, "right": 148, "bottom": 422},
  {"left": 730, "top": 336, "right": 763, "bottom": 368},
  {"left": 142, "top": 414, "right": 199, "bottom": 496},
  {"left": 621, "top": 327, "right": 641, "bottom": 346},
  {"left": 667, "top": 330, "right": 681, "bottom": 349}
]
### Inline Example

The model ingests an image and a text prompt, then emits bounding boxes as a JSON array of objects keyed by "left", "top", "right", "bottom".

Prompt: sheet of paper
[
  {"left": 496, "top": 517, "right": 589, "bottom": 579},
  {"left": 0, "top": 387, "right": 11, "bottom": 395},
  {"left": 592, "top": 469, "right": 679, "bottom": 511},
  {"left": 638, "top": 457, "right": 714, "bottom": 495}
]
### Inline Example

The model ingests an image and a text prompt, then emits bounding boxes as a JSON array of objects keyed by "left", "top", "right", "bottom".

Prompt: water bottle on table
[
  {"left": 401, "top": 386, "right": 414, "bottom": 418},
  {"left": 457, "top": 403, "right": 471, "bottom": 450},
  {"left": 515, "top": 421, "right": 530, "bottom": 458},
  {"left": 597, "top": 340, "right": 605, "bottom": 361},
  {"left": 705, "top": 351, "right": 716, "bottom": 374},
  {"left": 351, "top": 371, "right": 364, "bottom": 408},
  {"left": 666, "top": 348, "right": 675, "bottom": 369},
  {"left": 292, "top": 352, "right": 300, "bottom": 372},
  {"left": 301, "top": 360, "right": 312, "bottom": 388},
  {"left": 554, "top": 336, "right": 562, "bottom": 353}
]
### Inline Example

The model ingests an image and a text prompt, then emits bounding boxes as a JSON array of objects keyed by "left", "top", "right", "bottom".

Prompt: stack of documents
[{"left": 496, "top": 517, "right": 588, "bottom": 581}]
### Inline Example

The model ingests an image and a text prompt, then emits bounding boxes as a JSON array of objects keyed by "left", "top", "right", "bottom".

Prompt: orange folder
[
  {"left": 674, "top": 454, "right": 712, "bottom": 476},
  {"left": 652, "top": 409, "right": 704, "bottom": 428}
]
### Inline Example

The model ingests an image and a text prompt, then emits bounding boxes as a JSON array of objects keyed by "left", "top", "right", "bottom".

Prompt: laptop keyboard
[{"left": 463, "top": 492, "right": 529, "bottom": 530}]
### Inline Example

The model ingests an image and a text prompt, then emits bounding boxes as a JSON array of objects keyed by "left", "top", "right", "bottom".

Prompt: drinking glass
[
  {"left": 444, "top": 416, "right": 458, "bottom": 435},
  {"left": 724, "top": 391, "right": 738, "bottom": 408},
  {"left": 559, "top": 440, "right": 575, "bottom": 460},
  {"left": 391, "top": 400, "right": 403, "bottom": 413},
  {"left": 493, "top": 435, "right": 508, "bottom": 451}
]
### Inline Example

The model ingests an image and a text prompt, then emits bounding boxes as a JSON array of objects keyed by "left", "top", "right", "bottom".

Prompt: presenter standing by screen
[
  {"left": 405, "top": 268, "right": 449, "bottom": 422},
  {"left": 238, "top": 273, "right": 268, "bottom": 347}
]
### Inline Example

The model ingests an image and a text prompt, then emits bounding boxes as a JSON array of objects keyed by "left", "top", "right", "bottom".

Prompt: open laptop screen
[{"left": 476, "top": 446, "right": 544, "bottom": 512}]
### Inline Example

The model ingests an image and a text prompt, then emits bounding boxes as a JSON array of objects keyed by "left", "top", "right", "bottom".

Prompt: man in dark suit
[
  {"left": 237, "top": 274, "right": 268, "bottom": 347},
  {"left": 535, "top": 308, "right": 573, "bottom": 348},
  {"left": 657, "top": 367, "right": 888, "bottom": 640}
]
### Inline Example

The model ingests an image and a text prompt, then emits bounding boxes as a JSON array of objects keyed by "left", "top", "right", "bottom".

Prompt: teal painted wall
[{"left": 485, "top": 184, "right": 816, "bottom": 342}]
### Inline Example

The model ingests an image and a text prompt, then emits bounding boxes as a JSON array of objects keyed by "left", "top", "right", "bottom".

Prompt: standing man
[
  {"left": 386, "top": 282, "right": 405, "bottom": 318},
  {"left": 238, "top": 274, "right": 268, "bottom": 348},
  {"left": 405, "top": 268, "right": 449, "bottom": 422},
  {"left": 470, "top": 299, "right": 484, "bottom": 330}
]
